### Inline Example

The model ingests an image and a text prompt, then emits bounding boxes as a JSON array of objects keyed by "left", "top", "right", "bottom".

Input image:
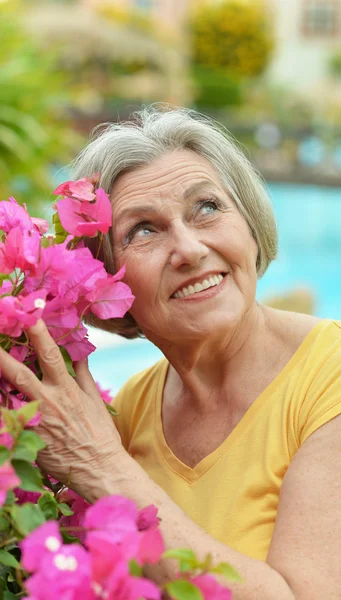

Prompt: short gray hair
[{"left": 72, "top": 105, "right": 278, "bottom": 338}]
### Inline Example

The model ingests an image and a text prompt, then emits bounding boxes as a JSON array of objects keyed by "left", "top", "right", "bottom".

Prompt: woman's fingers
[
  {"left": 27, "top": 319, "right": 69, "bottom": 385},
  {"left": 0, "top": 345, "right": 45, "bottom": 402},
  {"left": 73, "top": 359, "right": 102, "bottom": 401}
]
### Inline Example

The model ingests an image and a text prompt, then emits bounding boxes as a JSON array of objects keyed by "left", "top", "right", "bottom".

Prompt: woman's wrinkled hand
[{"left": 0, "top": 319, "right": 124, "bottom": 497}]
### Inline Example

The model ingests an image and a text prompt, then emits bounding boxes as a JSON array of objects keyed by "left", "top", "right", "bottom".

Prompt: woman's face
[{"left": 111, "top": 149, "right": 258, "bottom": 344}]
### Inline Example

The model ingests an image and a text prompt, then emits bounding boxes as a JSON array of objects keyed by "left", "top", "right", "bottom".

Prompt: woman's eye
[
  {"left": 126, "top": 222, "right": 154, "bottom": 242},
  {"left": 198, "top": 199, "right": 219, "bottom": 215}
]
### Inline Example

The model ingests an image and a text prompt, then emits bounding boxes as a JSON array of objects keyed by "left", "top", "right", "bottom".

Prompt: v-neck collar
[{"left": 154, "top": 319, "right": 332, "bottom": 483}]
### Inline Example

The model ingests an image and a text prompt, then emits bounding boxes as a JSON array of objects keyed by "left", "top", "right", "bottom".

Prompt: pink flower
[
  {"left": 55, "top": 188, "right": 112, "bottom": 237},
  {"left": 9, "top": 345, "right": 29, "bottom": 362},
  {"left": 0, "top": 419, "right": 14, "bottom": 450},
  {"left": 84, "top": 495, "right": 138, "bottom": 543},
  {"left": 0, "top": 289, "right": 47, "bottom": 337},
  {"left": 53, "top": 174, "right": 100, "bottom": 202},
  {"left": 95, "top": 382, "right": 114, "bottom": 404},
  {"left": 15, "top": 488, "right": 42, "bottom": 505},
  {"left": 0, "top": 197, "right": 33, "bottom": 232},
  {"left": 59, "top": 489, "right": 90, "bottom": 543},
  {"left": 0, "top": 226, "right": 40, "bottom": 274},
  {"left": 0, "top": 462, "right": 21, "bottom": 506},
  {"left": 137, "top": 505, "right": 159, "bottom": 531},
  {"left": 24, "top": 237, "right": 75, "bottom": 296},
  {"left": 191, "top": 574, "right": 232, "bottom": 600},
  {"left": 89, "top": 543, "right": 160, "bottom": 600},
  {"left": 86, "top": 266, "right": 135, "bottom": 320},
  {"left": 25, "top": 544, "right": 93, "bottom": 600},
  {"left": 137, "top": 528, "right": 165, "bottom": 566},
  {"left": 20, "top": 520, "right": 62, "bottom": 572},
  {"left": 31, "top": 217, "right": 50, "bottom": 234}
]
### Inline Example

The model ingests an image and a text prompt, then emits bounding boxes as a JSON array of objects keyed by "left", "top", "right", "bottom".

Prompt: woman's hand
[{"left": 0, "top": 319, "right": 125, "bottom": 498}]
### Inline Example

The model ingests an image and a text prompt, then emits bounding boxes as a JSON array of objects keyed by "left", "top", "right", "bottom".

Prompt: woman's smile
[{"left": 171, "top": 272, "right": 228, "bottom": 301}]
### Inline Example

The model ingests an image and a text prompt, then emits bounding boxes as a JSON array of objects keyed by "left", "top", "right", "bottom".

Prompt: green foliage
[
  {"left": 329, "top": 52, "right": 341, "bottom": 79},
  {"left": 0, "top": 550, "right": 22, "bottom": 570},
  {"left": 192, "top": 66, "right": 242, "bottom": 109},
  {"left": 11, "top": 460, "right": 43, "bottom": 492},
  {"left": 12, "top": 430, "right": 45, "bottom": 463},
  {"left": 0, "top": 4, "right": 83, "bottom": 212},
  {"left": 58, "top": 502, "right": 74, "bottom": 517},
  {"left": 38, "top": 492, "right": 59, "bottom": 521},
  {"left": 190, "top": 0, "right": 273, "bottom": 78},
  {"left": 10, "top": 503, "right": 46, "bottom": 536},
  {"left": 165, "top": 579, "right": 203, "bottom": 600}
]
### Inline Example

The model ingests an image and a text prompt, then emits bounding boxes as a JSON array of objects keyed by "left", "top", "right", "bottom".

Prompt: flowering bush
[{"left": 0, "top": 176, "right": 239, "bottom": 598}]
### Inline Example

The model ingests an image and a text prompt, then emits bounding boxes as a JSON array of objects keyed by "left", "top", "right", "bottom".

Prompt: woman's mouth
[{"left": 172, "top": 273, "right": 227, "bottom": 299}]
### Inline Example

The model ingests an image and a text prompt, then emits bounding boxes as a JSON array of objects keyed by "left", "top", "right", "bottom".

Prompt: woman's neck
[{"left": 146, "top": 303, "right": 274, "bottom": 412}]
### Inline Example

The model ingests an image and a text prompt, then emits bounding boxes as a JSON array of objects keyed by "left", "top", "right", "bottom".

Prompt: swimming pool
[{"left": 88, "top": 182, "right": 341, "bottom": 394}]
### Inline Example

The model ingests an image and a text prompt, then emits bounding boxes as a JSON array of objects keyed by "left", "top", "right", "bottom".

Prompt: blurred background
[{"left": 1, "top": 0, "right": 340, "bottom": 391}]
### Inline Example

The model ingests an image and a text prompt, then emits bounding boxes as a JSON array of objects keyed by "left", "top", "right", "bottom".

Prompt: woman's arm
[
  {"left": 88, "top": 415, "right": 341, "bottom": 600},
  {"left": 1, "top": 321, "right": 339, "bottom": 599}
]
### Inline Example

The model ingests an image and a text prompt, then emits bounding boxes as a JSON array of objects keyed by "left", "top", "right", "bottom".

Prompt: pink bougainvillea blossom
[
  {"left": 25, "top": 544, "right": 94, "bottom": 600},
  {"left": 0, "top": 226, "right": 40, "bottom": 274},
  {"left": 53, "top": 173, "right": 100, "bottom": 202},
  {"left": 136, "top": 528, "right": 165, "bottom": 566},
  {"left": 0, "top": 289, "right": 47, "bottom": 338},
  {"left": 86, "top": 265, "right": 135, "bottom": 320},
  {"left": 0, "top": 197, "right": 33, "bottom": 233},
  {"left": 31, "top": 216, "right": 50, "bottom": 234},
  {"left": 59, "top": 489, "right": 90, "bottom": 543},
  {"left": 0, "top": 462, "right": 21, "bottom": 506},
  {"left": 84, "top": 495, "right": 138, "bottom": 542},
  {"left": 95, "top": 382, "right": 113, "bottom": 404},
  {"left": 55, "top": 188, "right": 112, "bottom": 237},
  {"left": 137, "top": 504, "right": 159, "bottom": 531},
  {"left": 15, "top": 488, "right": 42, "bottom": 505},
  {"left": 20, "top": 521, "right": 62, "bottom": 572},
  {"left": 191, "top": 574, "right": 233, "bottom": 600},
  {"left": 0, "top": 420, "right": 14, "bottom": 450}
]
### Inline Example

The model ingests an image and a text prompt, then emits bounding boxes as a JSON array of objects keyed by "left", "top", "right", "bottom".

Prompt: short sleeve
[
  {"left": 298, "top": 337, "right": 341, "bottom": 445},
  {"left": 111, "top": 378, "right": 135, "bottom": 450}
]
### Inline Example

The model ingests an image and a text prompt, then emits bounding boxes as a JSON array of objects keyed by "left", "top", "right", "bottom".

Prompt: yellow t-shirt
[{"left": 113, "top": 319, "right": 341, "bottom": 562}]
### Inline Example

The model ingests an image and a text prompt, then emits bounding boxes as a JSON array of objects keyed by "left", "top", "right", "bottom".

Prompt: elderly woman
[{"left": 1, "top": 107, "right": 341, "bottom": 599}]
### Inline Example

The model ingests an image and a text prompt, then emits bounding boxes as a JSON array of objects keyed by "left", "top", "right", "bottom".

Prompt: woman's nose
[{"left": 169, "top": 224, "right": 209, "bottom": 270}]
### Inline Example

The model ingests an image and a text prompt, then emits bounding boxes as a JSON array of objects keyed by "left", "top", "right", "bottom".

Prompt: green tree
[
  {"left": 0, "top": 5, "right": 83, "bottom": 212},
  {"left": 190, "top": 0, "right": 274, "bottom": 78}
]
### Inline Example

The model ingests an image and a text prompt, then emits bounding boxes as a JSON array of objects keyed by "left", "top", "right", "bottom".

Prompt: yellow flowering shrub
[{"left": 190, "top": 0, "right": 274, "bottom": 77}]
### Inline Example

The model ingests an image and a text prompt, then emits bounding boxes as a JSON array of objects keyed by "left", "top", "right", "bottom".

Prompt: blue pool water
[{"left": 89, "top": 182, "right": 341, "bottom": 393}]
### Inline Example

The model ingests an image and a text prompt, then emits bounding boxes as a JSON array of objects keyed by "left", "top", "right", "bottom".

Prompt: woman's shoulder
[{"left": 264, "top": 307, "right": 340, "bottom": 351}]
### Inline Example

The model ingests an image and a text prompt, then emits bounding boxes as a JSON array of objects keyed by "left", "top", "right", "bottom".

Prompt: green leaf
[
  {"left": 165, "top": 580, "right": 203, "bottom": 600},
  {"left": 16, "top": 401, "right": 40, "bottom": 427},
  {"left": 163, "top": 548, "right": 199, "bottom": 572},
  {"left": 12, "top": 430, "right": 45, "bottom": 463},
  {"left": 58, "top": 502, "right": 74, "bottom": 517},
  {"left": 11, "top": 460, "right": 43, "bottom": 492},
  {"left": 0, "top": 447, "right": 10, "bottom": 466},
  {"left": 211, "top": 561, "right": 243, "bottom": 582},
  {"left": 0, "top": 550, "right": 22, "bottom": 570},
  {"left": 10, "top": 503, "right": 46, "bottom": 537},
  {"left": 129, "top": 559, "right": 142, "bottom": 577},
  {"left": 0, "top": 513, "right": 10, "bottom": 534},
  {"left": 3, "top": 491, "right": 15, "bottom": 507},
  {"left": 59, "top": 346, "right": 76, "bottom": 378},
  {"left": 3, "top": 591, "right": 17, "bottom": 599},
  {"left": 38, "top": 492, "right": 58, "bottom": 521},
  {"left": 105, "top": 403, "right": 118, "bottom": 417},
  {"left": 1, "top": 409, "right": 21, "bottom": 437}
]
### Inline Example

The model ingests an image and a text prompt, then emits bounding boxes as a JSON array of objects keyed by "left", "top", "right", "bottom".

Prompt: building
[{"left": 266, "top": 0, "right": 341, "bottom": 98}]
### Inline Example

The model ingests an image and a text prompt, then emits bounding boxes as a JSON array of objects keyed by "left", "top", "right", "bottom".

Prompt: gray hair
[{"left": 71, "top": 105, "right": 278, "bottom": 338}]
